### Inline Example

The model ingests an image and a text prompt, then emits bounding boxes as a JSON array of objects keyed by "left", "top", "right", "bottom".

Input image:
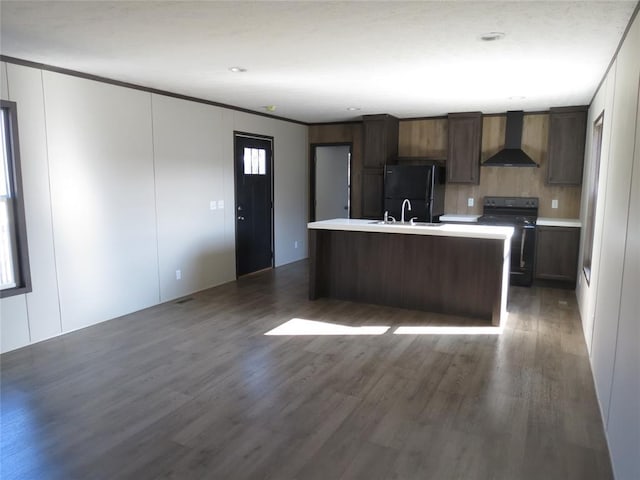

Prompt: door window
[{"left": 244, "top": 147, "right": 266, "bottom": 175}]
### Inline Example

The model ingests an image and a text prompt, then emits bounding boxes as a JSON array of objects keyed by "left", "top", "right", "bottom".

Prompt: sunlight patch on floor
[
  {"left": 393, "top": 325, "right": 503, "bottom": 335},
  {"left": 265, "top": 318, "right": 390, "bottom": 335}
]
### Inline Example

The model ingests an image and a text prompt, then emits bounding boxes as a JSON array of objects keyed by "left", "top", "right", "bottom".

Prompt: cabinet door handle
[{"left": 237, "top": 216, "right": 245, "bottom": 221}]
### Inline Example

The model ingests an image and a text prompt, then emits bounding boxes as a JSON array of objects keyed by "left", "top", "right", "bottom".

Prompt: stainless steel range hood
[{"left": 483, "top": 111, "right": 538, "bottom": 167}]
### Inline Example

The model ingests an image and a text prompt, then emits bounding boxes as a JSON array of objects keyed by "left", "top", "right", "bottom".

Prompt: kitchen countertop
[
  {"left": 308, "top": 218, "right": 513, "bottom": 240},
  {"left": 536, "top": 217, "right": 581, "bottom": 227},
  {"left": 441, "top": 213, "right": 581, "bottom": 228},
  {"left": 440, "top": 214, "right": 481, "bottom": 222}
]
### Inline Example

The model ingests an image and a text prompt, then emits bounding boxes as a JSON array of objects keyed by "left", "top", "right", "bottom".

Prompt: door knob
[{"left": 237, "top": 216, "right": 245, "bottom": 220}]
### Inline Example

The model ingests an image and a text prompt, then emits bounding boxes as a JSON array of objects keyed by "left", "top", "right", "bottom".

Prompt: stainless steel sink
[{"left": 369, "top": 220, "right": 444, "bottom": 227}]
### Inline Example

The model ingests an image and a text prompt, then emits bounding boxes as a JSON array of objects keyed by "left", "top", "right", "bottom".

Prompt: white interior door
[{"left": 315, "top": 145, "right": 350, "bottom": 221}]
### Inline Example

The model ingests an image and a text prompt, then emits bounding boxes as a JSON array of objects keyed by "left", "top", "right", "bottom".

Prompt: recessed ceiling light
[
  {"left": 229, "top": 66, "right": 247, "bottom": 73},
  {"left": 347, "top": 107, "right": 361, "bottom": 111},
  {"left": 479, "top": 32, "right": 505, "bottom": 42}
]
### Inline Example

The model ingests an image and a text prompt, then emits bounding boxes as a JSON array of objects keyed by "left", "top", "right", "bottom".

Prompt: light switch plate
[
  {"left": 467, "top": 198, "right": 474, "bottom": 207},
  {"left": 552, "top": 199, "right": 558, "bottom": 209},
  {"left": 210, "top": 201, "right": 217, "bottom": 210},
  {"left": 218, "top": 200, "right": 224, "bottom": 209}
]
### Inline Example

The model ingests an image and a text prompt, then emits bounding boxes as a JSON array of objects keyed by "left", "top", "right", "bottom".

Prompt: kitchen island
[{"left": 308, "top": 219, "right": 513, "bottom": 326}]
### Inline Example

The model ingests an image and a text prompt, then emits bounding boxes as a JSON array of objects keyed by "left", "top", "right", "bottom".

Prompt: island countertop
[{"left": 308, "top": 218, "right": 513, "bottom": 241}]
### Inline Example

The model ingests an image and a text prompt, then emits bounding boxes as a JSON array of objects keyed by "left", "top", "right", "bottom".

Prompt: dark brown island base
[{"left": 308, "top": 219, "right": 513, "bottom": 327}]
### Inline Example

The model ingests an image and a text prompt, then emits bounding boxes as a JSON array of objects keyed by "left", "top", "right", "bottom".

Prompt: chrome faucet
[
  {"left": 383, "top": 210, "right": 396, "bottom": 224},
  {"left": 401, "top": 199, "right": 412, "bottom": 223}
]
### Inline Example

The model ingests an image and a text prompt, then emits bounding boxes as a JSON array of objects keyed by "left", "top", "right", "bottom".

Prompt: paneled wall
[
  {"left": 0, "top": 62, "right": 308, "bottom": 353},
  {"left": 44, "top": 72, "right": 160, "bottom": 332},
  {"left": 151, "top": 94, "right": 234, "bottom": 302},
  {"left": 397, "top": 117, "right": 447, "bottom": 158},
  {"left": 576, "top": 11, "right": 640, "bottom": 480},
  {"left": 1, "top": 64, "right": 62, "bottom": 350}
]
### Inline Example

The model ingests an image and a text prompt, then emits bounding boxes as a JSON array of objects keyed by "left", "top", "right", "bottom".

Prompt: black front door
[{"left": 234, "top": 133, "right": 273, "bottom": 276}]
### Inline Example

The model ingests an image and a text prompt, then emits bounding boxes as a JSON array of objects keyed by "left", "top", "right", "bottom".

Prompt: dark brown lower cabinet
[{"left": 535, "top": 226, "right": 580, "bottom": 284}]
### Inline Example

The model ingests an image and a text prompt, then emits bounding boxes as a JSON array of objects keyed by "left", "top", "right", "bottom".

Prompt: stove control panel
[{"left": 483, "top": 197, "right": 539, "bottom": 209}]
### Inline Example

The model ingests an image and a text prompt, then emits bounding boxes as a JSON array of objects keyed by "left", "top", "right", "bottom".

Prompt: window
[
  {"left": 243, "top": 147, "right": 266, "bottom": 175},
  {"left": 582, "top": 113, "right": 604, "bottom": 285},
  {"left": 0, "top": 100, "right": 31, "bottom": 297}
]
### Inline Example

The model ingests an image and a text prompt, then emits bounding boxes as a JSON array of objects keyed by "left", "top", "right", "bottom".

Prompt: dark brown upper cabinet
[
  {"left": 447, "top": 112, "right": 482, "bottom": 184},
  {"left": 546, "top": 106, "right": 588, "bottom": 185},
  {"left": 362, "top": 114, "right": 399, "bottom": 218},
  {"left": 363, "top": 114, "right": 399, "bottom": 168}
]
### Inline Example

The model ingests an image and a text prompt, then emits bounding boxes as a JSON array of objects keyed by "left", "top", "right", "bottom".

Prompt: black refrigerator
[{"left": 383, "top": 163, "right": 446, "bottom": 222}]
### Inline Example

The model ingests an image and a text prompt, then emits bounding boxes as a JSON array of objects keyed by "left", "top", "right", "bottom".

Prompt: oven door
[{"left": 510, "top": 224, "right": 536, "bottom": 286}]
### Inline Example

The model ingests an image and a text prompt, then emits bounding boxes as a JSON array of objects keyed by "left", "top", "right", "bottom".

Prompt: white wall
[
  {"left": 0, "top": 62, "right": 308, "bottom": 352},
  {"left": 1, "top": 63, "right": 64, "bottom": 351},
  {"left": 44, "top": 72, "right": 160, "bottom": 331},
  {"left": 315, "top": 145, "right": 351, "bottom": 221},
  {"left": 576, "top": 60, "right": 617, "bottom": 351},
  {"left": 272, "top": 120, "right": 309, "bottom": 264},
  {"left": 152, "top": 94, "right": 234, "bottom": 302},
  {"left": 607, "top": 90, "right": 640, "bottom": 480},
  {"left": 576, "top": 12, "right": 640, "bottom": 480}
]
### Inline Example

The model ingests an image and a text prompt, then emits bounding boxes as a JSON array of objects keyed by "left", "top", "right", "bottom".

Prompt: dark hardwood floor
[{"left": 1, "top": 260, "right": 612, "bottom": 479}]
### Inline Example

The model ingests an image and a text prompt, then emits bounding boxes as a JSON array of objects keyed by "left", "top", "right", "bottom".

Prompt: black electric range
[{"left": 478, "top": 197, "right": 538, "bottom": 286}]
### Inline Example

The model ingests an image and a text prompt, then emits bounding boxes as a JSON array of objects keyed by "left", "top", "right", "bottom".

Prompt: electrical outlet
[
  {"left": 552, "top": 199, "right": 558, "bottom": 209},
  {"left": 176, "top": 269, "right": 181, "bottom": 280},
  {"left": 210, "top": 201, "right": 217, "bottom": 210},
  {"left": 467, "top": 197, "right": 474, "bottom": 207}
]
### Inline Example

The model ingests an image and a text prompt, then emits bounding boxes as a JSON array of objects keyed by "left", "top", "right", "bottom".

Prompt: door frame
[
  {"left": 233, "top": 131, "right": 275, "bottom": 278},
  {"left": 309, "top": 142, "right": 353, "bottom": 222}
]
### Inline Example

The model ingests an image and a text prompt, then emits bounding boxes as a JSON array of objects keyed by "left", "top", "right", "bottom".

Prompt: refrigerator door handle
[
  {"left": 426, "top": 168, "right": 433, "bottom": 222},
  {"left": 520, "top": 227, "right": 526, "bottom": 269}
]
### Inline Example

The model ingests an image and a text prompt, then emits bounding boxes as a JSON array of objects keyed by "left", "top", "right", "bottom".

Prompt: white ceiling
[{"left": 1, "top": 1, "right": 637, "bottom": 123}]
